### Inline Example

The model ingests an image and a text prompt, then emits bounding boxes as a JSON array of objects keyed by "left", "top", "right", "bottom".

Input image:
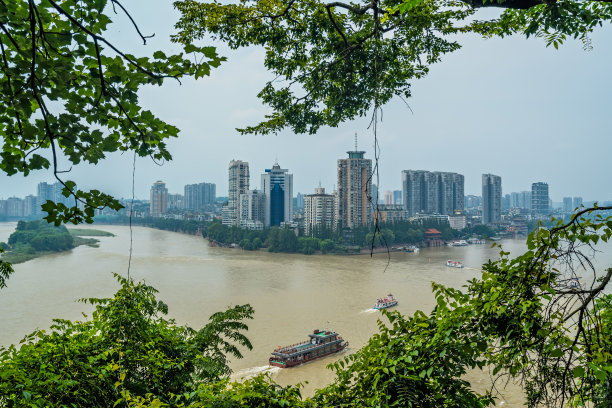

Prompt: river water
[{"left": 1, "top": 222, "right": 611, "bottom": 406}]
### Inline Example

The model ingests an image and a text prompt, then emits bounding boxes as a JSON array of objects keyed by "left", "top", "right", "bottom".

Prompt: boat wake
[
  {"left": 360, "top": 308, "right": 378, "bottom": 314},
  {"left": 231, "top": 365, "right": 281, "bottom": 381}
]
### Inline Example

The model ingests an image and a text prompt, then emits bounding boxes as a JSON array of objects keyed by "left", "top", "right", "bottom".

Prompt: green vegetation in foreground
[
  {"left": 1, "top": 209, "right": 612, "bottom": 407},
  {"left": 0, "top": 221, "right": 109, "bottom": 264}
]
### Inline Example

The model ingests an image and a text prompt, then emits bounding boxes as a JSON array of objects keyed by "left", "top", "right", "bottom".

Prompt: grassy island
[{"left": 0, "top": 220, "right": 113, "bottom": 264}]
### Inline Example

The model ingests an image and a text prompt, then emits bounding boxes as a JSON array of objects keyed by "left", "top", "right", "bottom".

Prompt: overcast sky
[{"left": 1, "top": 2, "right": 611, "bottom": 202}]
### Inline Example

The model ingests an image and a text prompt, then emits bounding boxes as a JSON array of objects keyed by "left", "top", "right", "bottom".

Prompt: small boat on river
[
  {"left": 269, "top": 329, "right": 348, "bottom": 368},
  {"left": 446, "top": 260, "right": 464, "bottom": 268},
  {"left": 373, "top": 294, "right": 398, "bottom": 310}
]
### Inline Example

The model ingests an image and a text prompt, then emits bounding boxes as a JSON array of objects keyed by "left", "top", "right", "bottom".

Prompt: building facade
[
  {"left": 383, "top": 190, "right": 394, "bottom": 205},
  {"left": 167, "top": 193, "right": 183, "bottom": 210},
  {"left": 150, "top": 181, "right": 168, "bottom": 217},
  {"left": 377, "top": 204, "right": 410, "bottom": 223},
  {"left": 573, "top": 196, "right": 583, "bottom": 210},
  {"left": 402, "top": 170, "right": 464, "bottom": 216},
  {"left": 261, "top": 162, "right": 293, "bottom": 227},
  {"left": 509, "top": 191, "right": 531, "bottom": 210},
  {"left": 482, "top": 174, "right": 502, "bottom": 225},
  {"left": 36, "top": 181, "right": 72, "bottom": 215},
  {"left": 531, "top": 182, "right": 549, "bottom": 216},
  {"left": 239, "top": 189, "right": 265, "bottom": 229},
  {"left": 563, "top": 197, "right": 573, "bottom": 213},
  {"left": 304, "top": 187, "right": 335, "bottom": 235},
  {"left": 393, "top": 190, "right": 402, "bottom": 205},
  {"left": 184, "top": 182, "right": 216, "bottom": 211},
  {"left": 337, "top": 150, "right": 372, "bottom": 229},
  {"left": 224, "top": 160, "right": 250, "bottom": 226}
]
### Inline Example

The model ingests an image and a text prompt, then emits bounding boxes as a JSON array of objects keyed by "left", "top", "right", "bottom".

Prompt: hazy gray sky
[{"left": 1, "top": 2, "right": 611, "bottom": 202}]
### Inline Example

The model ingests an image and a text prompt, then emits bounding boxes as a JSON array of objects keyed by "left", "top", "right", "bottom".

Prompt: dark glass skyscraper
[{"left": 261, "top": 163, "right": 293, "bottom": 227}]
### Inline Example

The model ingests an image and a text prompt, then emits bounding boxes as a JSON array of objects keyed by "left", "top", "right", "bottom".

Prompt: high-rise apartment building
[
  {"left": 6, "top": 197, "right": 24, "bottom": 217},
  {"left": 573, "top": 196, "right": 583, "bottom": 209},
  {"left": 239, "top": 189, "right": 265, "bottom": 229},
  {"left": 184, "top": 182, "right": 216, "bottom": 211},
  {"left": 36, "top": 181, "right": 71, "bottom": 215},
  {"left": 465, "top": 195, "right": 482, "bottom": 209},
  {"left": 509, "top": 191, "right": 532, "bottom": 210},
  {"left": 37, "top": 182, "right": 53, "bottom": 212},
  {"left": 295, "top": 193, "right": 305, "bottom": 211},
  {"left": 531, "top": 182, "right": 549, "bottom": 216},
  {"left": 24, "top": 195, "right": 37, "bottom": 217},
  {"left": 167, "top": 193, "right": 183, "bottom": 210},
  {"left": 337, "top": 149, "right": 372, "bottom": 229},
  {"left": 563, "top": 197, "right": 573, "bottom": 213},
  {"left": 393, "top": 190, "right": 402, "bottom": 205},
  {"left": 482, "top": 174, "right": 502, "bottom": 224},
  {"left": 224, "top": 160, "right": 250, "bottom": 226},
  {"left": 402, "top": 170, "right": 464, "bottom": 216},
  {"left": 384, "top": 190, "right": 394, "bottom": 205},
  {"left": 261, "top": 162, "right": 293, "bottom": 227},
  {"left": 150, "top": 181, "right": 168, "bottom": 217},
  {"left": 304, "top": 187, "right": 336, "bottom": 235}
]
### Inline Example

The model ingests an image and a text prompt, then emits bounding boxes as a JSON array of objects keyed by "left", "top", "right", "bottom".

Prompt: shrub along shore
[{"left": 0, "top": 220, "right": 114, "bottom": 264}]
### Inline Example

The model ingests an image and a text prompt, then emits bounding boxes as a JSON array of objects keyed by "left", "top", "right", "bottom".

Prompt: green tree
[
  {"left": 174, "top": 0, "right": 612, "bottom": 136},
  {"left": 320, "top": 239, "right": 336, "bottom": 253},
  {"left": 0, "top": 274, "right": 254, "bottom": 407},
  {"left": 0, "top": 0, "right": 223, "bottom": 226}
]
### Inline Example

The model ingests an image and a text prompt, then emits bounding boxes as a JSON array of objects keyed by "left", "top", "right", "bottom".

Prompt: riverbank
[{"left": 0, "top": 222, "right": 114, "bottom": 264}]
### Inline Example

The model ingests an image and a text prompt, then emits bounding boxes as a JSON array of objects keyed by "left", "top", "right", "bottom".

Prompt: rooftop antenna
[
  {"left": 354, "top": 132, "right": 358, "bottom": 151},
  {"left": 318, "top": 180, "right": 322, "bottom": 188}
]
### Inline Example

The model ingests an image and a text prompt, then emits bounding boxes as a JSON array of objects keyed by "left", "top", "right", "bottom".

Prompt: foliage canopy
[
  {"left": 173, "top": 0, "right": 612, "bottom": 135},
  {"left": 0, "top": 0, "right": 223, "bottom": 225}
]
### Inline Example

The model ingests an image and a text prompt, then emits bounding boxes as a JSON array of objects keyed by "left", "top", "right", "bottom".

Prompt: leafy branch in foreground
[
  {"left": 0, "top": 246, "right": 14, "bottom": 289},
  {"left": 0, "top": 0, "right": 224, "bottom": 225},
  {"left": 174, "top": 0, "right": 612, "bottom": 135},
  {"left": 174, "top": 0, "right": 471, "bottom": 135},
  {"left": 0, "top": 273, "right": 254, "bottom": 407}
]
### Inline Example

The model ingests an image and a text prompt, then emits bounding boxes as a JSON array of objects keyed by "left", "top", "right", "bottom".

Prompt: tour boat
[
  {"left": 448, "top": 240, "right": 468, "bottom": 247},
  {"left": 373, "top": 294, "right": 398, "bottom": 310},
  {"left": 446, "top": 260, "right": 464, "bottom": 268},
  {"left": 269, "top": 329, "right": 348, "bottom": 368}
]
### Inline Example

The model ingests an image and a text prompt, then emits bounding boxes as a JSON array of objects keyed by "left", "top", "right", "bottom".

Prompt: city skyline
[
  {"left": 2, "top": 158, "right": 610, "bottom": 207},
  {"left": 0, "top": 2, "right": 610, "bottom": 202}
]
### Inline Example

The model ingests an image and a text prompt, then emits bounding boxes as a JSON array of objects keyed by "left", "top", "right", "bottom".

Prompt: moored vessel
[
  {"left": 446, "top": 260, "right": 464, "bottom": 268},
  {"left": 269, "top": 329, "right": 348, "bottom": 368},
  {"left": 373, "top": 294, "right": 398, "bottom": 310}
]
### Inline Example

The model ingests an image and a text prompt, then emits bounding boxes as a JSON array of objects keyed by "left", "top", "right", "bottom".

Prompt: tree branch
[{"left": 462, "top": 0, "right": 612, "bottom": 10}]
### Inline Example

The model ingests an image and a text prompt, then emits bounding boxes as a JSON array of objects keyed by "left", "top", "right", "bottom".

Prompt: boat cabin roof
[{"left": 308, "top": 330, "right": 337, "bottom": 339}]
